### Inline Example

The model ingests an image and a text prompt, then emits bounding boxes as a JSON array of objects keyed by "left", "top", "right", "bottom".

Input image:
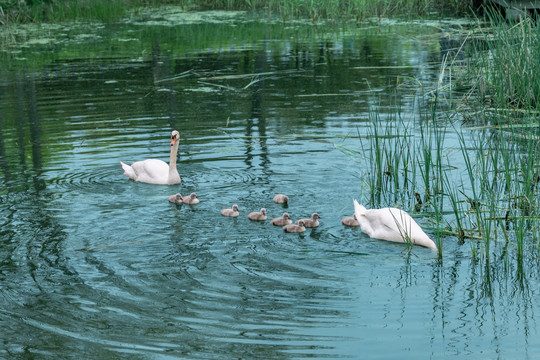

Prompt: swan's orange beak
[{"left": 170, "top": 136, "right": 177, "bottom": 146}]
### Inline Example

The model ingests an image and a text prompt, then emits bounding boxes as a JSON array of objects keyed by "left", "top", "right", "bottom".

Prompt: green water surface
[{"left": 0, "top": 9, "right": 538, "bottom": 359}]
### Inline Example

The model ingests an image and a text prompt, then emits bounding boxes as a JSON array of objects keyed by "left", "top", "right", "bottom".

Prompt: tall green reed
[
  {"left": 364, "top": 94, "right": 539, "bottom": 262},
  {"left": 363, "top": 98, "right": 448, "bottom": 257},
  {"left": 471, "top": 10, "right": 540, "bottom": 112},
  {"left": 1, "top": 0, "right": 139, "bottom": 24},
  {"left": 0, "top": 0, "right": 478, "bottom": 26},
  {"left": 364, "top": 106, "right": 419, "bottom": 209}
]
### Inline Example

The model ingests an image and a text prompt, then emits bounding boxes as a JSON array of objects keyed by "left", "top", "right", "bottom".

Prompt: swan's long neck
[{"left": 168, "top": 141, "right": 180, "bottom": 179}]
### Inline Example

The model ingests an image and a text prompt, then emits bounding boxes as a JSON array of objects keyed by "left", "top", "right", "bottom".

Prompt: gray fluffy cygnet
[
  {"left": 221, "top": 204, "right": 240, "bottom": 217},
  {"left": 168, "top": 193, "right": 183, "bottom": 204},
  {"left": 248, "top": 208, "right": 267, "bottom": 221},
  {"left": 283, "top": 220, "right": 306, "bottom": 233},
  {"left": 341, "top": 214, "right": 360, "bottom": 226},
  {"left": 270, "top": 213, "right": 292, "bottom": 226},
  {"left": 273, "top": 194, "right": 289, "bottom": 204},
  {"left": 295, "top": 213, "right": 321, "bottom": 228},
  {"left": 182, "top": 192, "right": 199, "bottom": 204}
]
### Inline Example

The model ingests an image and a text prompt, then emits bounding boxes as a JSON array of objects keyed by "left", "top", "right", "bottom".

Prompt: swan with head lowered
[
  {"left": 353, "top": 200, "right": 437, "bottom": 250},
  {"left": 120, "top": 130, "right": 181, "bottom": 185}
]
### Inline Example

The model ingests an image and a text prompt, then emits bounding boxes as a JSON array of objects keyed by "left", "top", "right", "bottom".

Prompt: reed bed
[
  {"left": 0, "top": 0, "right": 139, "bottom": 24},
  {"left": 355, "top": 9, "right": 540, "bottom": 261},
  {"left": 361, "top": 93, "right": 540, "bottom": 262},
  {"left": 206, "top": 0, "right": 478, "bottom": 20},
  {"left": 467, "top": 11, "right": 540, "bottom": 112},
  {"left": 0, "top": 0, "right": 477, "bottom": 25}
]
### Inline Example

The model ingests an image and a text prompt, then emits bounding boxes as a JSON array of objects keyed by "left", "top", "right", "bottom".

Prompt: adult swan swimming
[
  {"left": 120, "top": 130, "right": 181, "bottom": 185},
  {"left": 353, "top": 200, "right": 437, "bottom": 250}
]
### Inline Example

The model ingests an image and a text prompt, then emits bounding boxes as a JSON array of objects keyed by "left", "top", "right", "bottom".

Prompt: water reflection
[
  {"left": 244, "top": 48, "right": 269, "bottom": 173},
  {"left": 0, "top": 83, "right": 8, "bottom": 182}
]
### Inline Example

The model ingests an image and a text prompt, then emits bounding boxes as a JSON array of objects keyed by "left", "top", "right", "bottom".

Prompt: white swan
[
  {"left": 353, "top": 200, "right": 437, "bottom": 250},
  {"left": 120, "top": 130, "right": 181, "bottom": 185}
]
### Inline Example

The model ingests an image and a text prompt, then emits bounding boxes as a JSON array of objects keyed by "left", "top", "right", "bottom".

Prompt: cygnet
[
  {"left": 168, "top": 193, "right": 183, "bottom": 204},
  {"left": 284, "top": 220, "right": 306, "bottom": 233},
  {"left": 270, "top": 213, "right": 292, "bottom": 226},
  {"left": 273, "top": 194, "right": 289, "bottom": 204},
  {"left": 248, "top": 208, "right": 267, "bottom": 221},
  {"left": 221, "top": 204, "right": 240, "bottom": 217},
  {"left": 296, "top": 213, "right": 321, "bottom": 228},
  {"left": 341, "top": 214, "right": 360, "bottom": 226},
  {"left": 182, "top": 192, "right": 200, "bottom": 205}
]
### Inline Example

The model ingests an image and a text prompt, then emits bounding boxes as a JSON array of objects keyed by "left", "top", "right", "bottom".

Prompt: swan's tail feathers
[
  {"left": 427, "top": 239, "right": 438, "bottom": 251},
  {"left": 120, "top": 161, "right": 136, "bottom": 179},
  {"left": 353, "top": 200, "right": 367, "bottom": 218},
  {"left": 418, "top": 233, "right": 438, "bottom": 251}
]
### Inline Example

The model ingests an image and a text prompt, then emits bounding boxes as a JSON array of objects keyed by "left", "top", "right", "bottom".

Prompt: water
[{"left": 1, "top": 10, "right": 539, "bottom": 359}]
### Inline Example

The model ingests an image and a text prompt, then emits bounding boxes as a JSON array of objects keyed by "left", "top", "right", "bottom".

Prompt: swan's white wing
[
  {"left": 129, "top": 159, "right": 169, "bottom": 184},
  {"left": 392, "top": 210, "right": 436, "bottom": 249},
  {"left": 368, "top": 208, "right": 414, "bottom": 243},
  {"left": 357, "top": 208, "right": 400, "bottom": 243},
  {"left": 354, "top": 201, "right": 404, "bottom": 241},
  {"left": 381, "top": 208, "right": 435, "bottom": 248}
]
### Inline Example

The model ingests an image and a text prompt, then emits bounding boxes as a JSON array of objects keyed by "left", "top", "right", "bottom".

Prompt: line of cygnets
[{"left": 168, "top": 192, "right": 360, "bottom": 233}]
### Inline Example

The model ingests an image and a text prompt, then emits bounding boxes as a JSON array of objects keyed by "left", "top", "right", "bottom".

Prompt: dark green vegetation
[
  {"left": 0, "top": 0, "right": 139, "bottom": 24},
  {"left": 190, "top": 0, "right": 480, "bottom": 20},
  {"left": 0, "top": 0, "right": 479, "bottom": 25}
]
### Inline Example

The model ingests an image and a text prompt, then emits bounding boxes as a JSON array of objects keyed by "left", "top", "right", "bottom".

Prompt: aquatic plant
[
  {"left": 468, "top": 10, "right": 540, "bottom": 112},
  {"left": 0, "top": 0, "right": 140, "bottom": 24},
  {"left": 363, "top": 106, "right": 419, "bottom": 208},
  {"left": 0, "top": 0, "right": 479, "bottom": 26},
  {"left": 185, "top": 0, "right": 479, "bottom": 20},
  {"left": 362, "top": 86, "right": 540, "bottom": 262}
]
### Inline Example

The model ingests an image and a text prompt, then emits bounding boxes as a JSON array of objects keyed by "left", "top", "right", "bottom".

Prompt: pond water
[{"left": 1, "top": 9, "right": 539, "bottom": 359}]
